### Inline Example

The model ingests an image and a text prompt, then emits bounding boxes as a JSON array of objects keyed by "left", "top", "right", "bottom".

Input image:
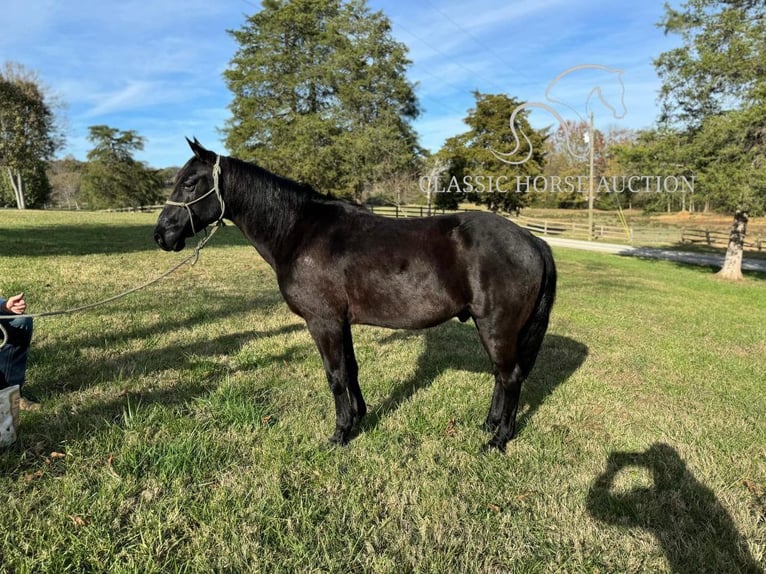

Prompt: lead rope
[{"left": 0, "top": 155, "right": 226, "bottom": 350}]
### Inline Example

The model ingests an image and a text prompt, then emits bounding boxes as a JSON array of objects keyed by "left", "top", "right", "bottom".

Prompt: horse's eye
[{"left": 183, "top": 179, "right": 196, "bottom": 190}]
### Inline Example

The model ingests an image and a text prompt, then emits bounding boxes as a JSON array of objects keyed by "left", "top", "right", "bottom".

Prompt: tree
[
  {"left": 80, "top": 126, "right": 163, "bottom": 209},
  {"left": 48, "top": 156, "right": 84, "bottom": 209},
  {"left": 718, "top": 209, "right": 749, "bottom": 280},
  {"left": 542, "top": 120, "right": 607, "bottom": 209},
  {"left": 0, "top": 160, "right": 51, "bottom": 208},
  {"left": 0, "top": 62, "right": 62, "bottom": 209},
  {"left": 437, "top": 92, "right": 547, "bottom": 213},
  {"left": 223, "top": 0, "right": 420, "bottom": 200},
  {"left": 656, "top": 0, "right": 765, "bottom": 127},
  {"left": 610, "top": 128, "right": 695, "bottom": 213},
  {"left": 656, "top": 0, "right": 766, "bottom": 277}
]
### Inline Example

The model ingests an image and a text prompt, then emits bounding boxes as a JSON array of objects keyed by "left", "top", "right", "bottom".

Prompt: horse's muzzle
[{"left": 153, "top": 228, "right": 186, "bottom": 252}]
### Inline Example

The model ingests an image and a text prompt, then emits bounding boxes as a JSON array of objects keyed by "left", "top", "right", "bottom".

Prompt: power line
[
  {"left": 391, "top": 18, "right": 510, "bottom": 96},
  {"left": 420, "top": 0, "right": 528, "bottom": 84}
]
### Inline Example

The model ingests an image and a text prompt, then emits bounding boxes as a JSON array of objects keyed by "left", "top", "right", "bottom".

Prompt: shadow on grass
[
  {"left": 27, "top": 292, "right": 295, "bottom": 397},
  {"left": 356, "top": 320, "right": 588, "bottom": 440},
  {"left": 1, "top": 319, "right": 305, "bottom": 478},
  {"left": 587, "top": 443, "right": 763, "bottom": 574},
  {"left": 0, "top": 223, "right": 249, "bottom": 257},
  {"left": 623, "top": 247, "right": 766, "bottom": 280}
]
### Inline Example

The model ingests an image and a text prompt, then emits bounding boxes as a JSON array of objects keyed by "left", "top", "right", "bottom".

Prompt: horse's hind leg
[
  {"left": 474, "top": 315, "right": 526, "bottom": 451},
  {"left": 343, "top": 322, "right": 366, "bottom": 424},
  {"left": 486, "top": 364, "right": 525, "bottom": 451},
  {"left": 306, "top": 318, "right": 356, "bottom": 445},
  {"left": 484, "top": 378, "right": 505, "bottom": 432}
]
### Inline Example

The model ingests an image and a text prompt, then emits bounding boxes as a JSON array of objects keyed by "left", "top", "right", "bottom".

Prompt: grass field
[{"left": 1, "top": 210, "right": 764, "bottom": 573}]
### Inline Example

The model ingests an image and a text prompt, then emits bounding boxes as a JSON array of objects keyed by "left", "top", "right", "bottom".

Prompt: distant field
[{"left": 1, "top": 210, "right": 764, "bottom": 573}]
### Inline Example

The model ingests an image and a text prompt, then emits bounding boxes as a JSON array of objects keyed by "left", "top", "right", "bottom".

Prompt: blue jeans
[{"left": 0, "top": 316, "right": 33, "bottom": 390}]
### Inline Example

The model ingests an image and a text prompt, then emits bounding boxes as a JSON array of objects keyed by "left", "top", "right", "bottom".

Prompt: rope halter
[{"left": 164, "top": 155, "right": 226, "bottom": 236}]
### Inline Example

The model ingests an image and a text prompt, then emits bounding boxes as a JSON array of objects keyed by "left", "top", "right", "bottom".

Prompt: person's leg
[{"left": 0, "top": 316, "right": 33, "bottom": 390}]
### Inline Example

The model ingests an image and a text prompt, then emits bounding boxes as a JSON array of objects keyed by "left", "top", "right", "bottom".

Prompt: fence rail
[
  {"left": 514, "top": 214, "right": 633, "bottom": 242},
  {"left": 101, "top": 205, "right": 164, "bottom": 213},
  {"left": 680, "top": 228, "right": 763, "bottom": 251},
  {"left": 366, "top": 205, "right": 477, "bottom": 218},
  {"left": 366, "top": 205, "right": 763, "bottom": 251},
  {"left": 95, "top": 202, "right": 763, "bottom": 251}
]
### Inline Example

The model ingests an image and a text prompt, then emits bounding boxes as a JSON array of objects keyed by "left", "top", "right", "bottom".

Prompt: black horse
[{"left": 154, "top": 139, "right": 557, "bottom": 450}]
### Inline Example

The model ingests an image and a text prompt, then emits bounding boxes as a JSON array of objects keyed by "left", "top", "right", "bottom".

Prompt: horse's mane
[{"left": 221, "top": 155, "right": 360, "bottom": 253}]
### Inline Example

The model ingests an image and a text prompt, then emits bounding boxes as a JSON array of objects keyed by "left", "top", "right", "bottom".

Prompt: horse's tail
[{"left": 517, "top": 238, "right": 557, "bottom": 377}]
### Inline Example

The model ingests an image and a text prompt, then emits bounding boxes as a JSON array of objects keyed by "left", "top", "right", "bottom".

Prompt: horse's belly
[{"left": 347, "top": 270, "right": 466, "bottom": 329}]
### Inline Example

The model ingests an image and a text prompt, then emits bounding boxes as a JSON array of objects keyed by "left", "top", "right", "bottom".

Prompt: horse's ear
[{"left": 186, "top": 137, "right": 217, "bottom": 165}]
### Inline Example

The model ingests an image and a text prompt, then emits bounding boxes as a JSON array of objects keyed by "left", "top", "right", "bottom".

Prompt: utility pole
[
  {"left": 587, "top": 110, "right": 595, "bottom": 240},
  {"left": 426, "top": 159, "right": 448, "bottom": 216}
]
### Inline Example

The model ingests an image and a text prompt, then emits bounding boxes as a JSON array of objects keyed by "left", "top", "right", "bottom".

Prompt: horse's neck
[{"left": 223, "top": 164, "right": 313, "bottom": 266}]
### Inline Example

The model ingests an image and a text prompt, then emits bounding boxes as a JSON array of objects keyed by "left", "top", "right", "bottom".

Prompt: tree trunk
[
  {"left": 6, "top": 168, "right": 26, "bottom": 209},
  {"left": 717, "top": 210, "right": 748, "bottom": 281}
]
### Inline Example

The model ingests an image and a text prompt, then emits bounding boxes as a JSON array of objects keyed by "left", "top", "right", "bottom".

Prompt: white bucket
[{"left": 0, "top": 385, "right": 21, "bottom": 447}]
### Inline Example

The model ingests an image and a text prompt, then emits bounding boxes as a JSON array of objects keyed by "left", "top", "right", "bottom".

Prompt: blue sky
[{"left": 2, "top": 0, "right": 680, "bottom": 168}]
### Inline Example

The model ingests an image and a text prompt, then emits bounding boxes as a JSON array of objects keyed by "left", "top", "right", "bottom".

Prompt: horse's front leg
[
  {"left": 342, "top": 321, "right": 366, "bottom": 425},
  {"left": 306, "top": 318, "right": 355, "bottom": 445}
]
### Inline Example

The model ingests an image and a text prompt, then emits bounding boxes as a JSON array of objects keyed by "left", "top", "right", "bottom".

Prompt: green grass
[{"left": 1, "top": 210, "right": 764, "bottom": 573}]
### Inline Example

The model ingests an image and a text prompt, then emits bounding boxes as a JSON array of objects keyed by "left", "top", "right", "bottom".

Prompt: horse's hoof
[
  {"left": 484, "top": 435, "right": 508, "bottom": 452},
  {"left": 328, "top": 431, "right": 350, "bottom": 446}
]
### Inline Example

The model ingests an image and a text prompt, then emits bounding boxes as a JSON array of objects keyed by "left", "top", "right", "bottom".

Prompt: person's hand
[{"left": 3, "top": 293, "right": 27, "bottom": 315}]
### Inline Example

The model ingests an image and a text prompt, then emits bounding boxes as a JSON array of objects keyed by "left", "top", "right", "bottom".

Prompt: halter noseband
[{"left": 165, "top": 155, "right": 226, "bottom": 236}]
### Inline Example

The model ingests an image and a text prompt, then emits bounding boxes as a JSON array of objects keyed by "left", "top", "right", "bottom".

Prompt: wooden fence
[
  {"left": 367, "top": 205, "right": 764, "bottom": 250},
  {"left": 680, "top": 228, "right": 763, "bottom": 251},
  {"left": 514, "top": 214, "right": 633, "bottom": 243},
  {"left": 97, "top": 202, "right": 763, "bottom": 251},
  {"left": 366, "top": 205, "right": 477, "bottom": 218}
]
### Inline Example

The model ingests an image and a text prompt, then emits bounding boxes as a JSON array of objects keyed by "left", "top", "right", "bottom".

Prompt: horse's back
[{"left": 281, "top": 206, "right": 547, "bottom": 329}]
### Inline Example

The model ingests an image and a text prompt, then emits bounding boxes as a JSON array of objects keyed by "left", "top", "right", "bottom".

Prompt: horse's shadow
[
  {"left": 587, "top": 443, "right": 763, "bottom": 573},
  {"left": 356, "top": 320, "right": 588, "bottom": 438}
]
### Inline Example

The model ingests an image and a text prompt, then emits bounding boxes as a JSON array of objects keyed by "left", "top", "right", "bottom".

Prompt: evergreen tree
[
  {"left": 655, "top": 0, "right": 766, "bottom": 278},
  {"left": 655, "top": 0, "right": 766, "bottom": 214},
  {"left": 80, "top": 125, "right": 163, "bottom": 209},
  {"left": 438, "top": 92, "right": 547, "bottom": 213},
  {"left": 656, "top": 0, "right": 766, "bottom": 127},
  {"left": 223, "top": 0, "right": 420, "bottom": 200}
]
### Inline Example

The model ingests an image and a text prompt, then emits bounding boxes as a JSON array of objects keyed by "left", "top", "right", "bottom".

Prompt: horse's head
[{"left": 154, "top": 138, "right": 225, "bottom": 252}]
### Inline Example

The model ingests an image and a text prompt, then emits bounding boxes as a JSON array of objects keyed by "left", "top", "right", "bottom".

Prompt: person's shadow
[
  {"left": 587, "top": 443, "right": 763, "bottom": 573},
  {"left": 356, "top": 320, "right": 588, "bottom": 439}
]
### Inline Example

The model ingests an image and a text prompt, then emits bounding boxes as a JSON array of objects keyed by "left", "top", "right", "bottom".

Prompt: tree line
[{"left": 1, "top": 0, "right": 763, "bottom": 215}]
